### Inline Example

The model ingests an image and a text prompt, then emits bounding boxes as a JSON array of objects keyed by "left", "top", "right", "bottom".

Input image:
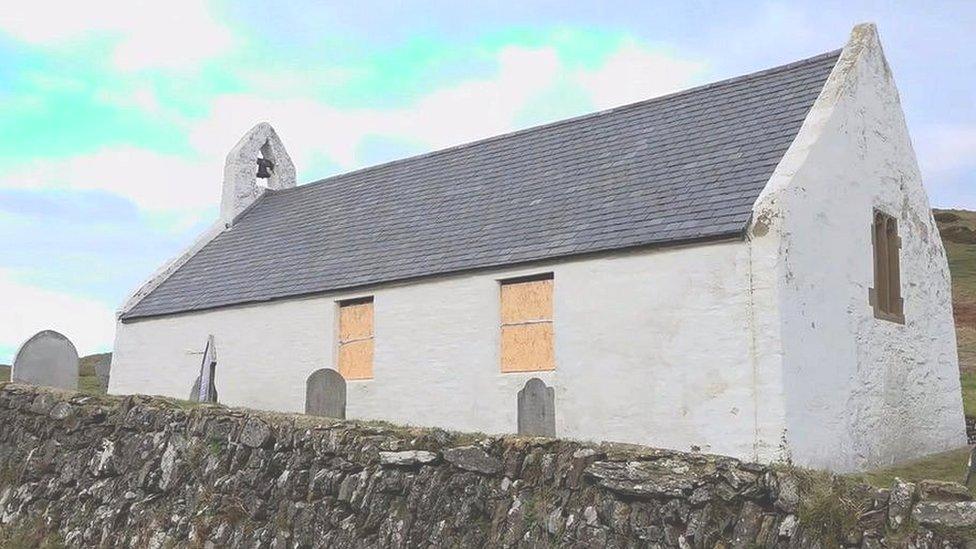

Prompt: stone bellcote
[{"left": 220, "top": 122, "right": 296, "bottom": 226}]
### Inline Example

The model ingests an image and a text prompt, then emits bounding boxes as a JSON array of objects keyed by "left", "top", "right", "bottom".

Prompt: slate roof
[{"left": 123, "top": 50, "right": 840, "bottom": 320}]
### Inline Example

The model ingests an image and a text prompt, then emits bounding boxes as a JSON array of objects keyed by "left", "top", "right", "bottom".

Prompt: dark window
[{"left": 869, "top": 210, "right": 904, "bottom": 323}]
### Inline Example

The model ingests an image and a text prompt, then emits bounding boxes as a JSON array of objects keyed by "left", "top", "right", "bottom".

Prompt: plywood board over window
[
  {"left": 337, "top": 297, "right": 374, "bottom": 380},
  {"left": 500, "top": 274, "right": 554, "bottom": 373},
  {"left": 869, "top": 210, "right": 904, "bottom": 323}
]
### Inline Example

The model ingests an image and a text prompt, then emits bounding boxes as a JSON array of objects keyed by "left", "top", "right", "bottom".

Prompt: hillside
[{"left": 935, "top": 209, "right": 976, "bottom": 414}]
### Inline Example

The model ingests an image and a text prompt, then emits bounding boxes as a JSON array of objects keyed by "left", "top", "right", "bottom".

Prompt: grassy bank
[
  {"left": 935, "top": 209, "right": 976, "bottom": 415},
  {"left": 853, "top": 446, "right": 972, "bottom": 488}
]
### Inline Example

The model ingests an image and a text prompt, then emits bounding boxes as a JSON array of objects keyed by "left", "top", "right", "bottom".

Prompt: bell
[{"left": 256, "top": 158, "right": 274, "bottom": 179}]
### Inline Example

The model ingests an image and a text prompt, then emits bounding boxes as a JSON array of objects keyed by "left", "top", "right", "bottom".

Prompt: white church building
[{"left": 110, "top": 24, "right": 965, "bottom": 472}]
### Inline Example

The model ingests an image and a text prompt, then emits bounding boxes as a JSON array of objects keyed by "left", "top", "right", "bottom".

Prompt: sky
[{"left": 0, "top": 1, "right": 974, "bottom": 363}]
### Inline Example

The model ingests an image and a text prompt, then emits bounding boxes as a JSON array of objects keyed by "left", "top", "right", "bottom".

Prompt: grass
[
  {"left": 935, "top": 209, "right": 976, "bottom": 415},
  {"left": 793, "top": 468, "right": 871, "bottom": 546},
  {"left": 852, "top": 447, "right": 973, "bottom": 489},
  {"left": 0, "top": 517, "right": 66, "bottom": 548},
  {"left": 962, "top": 370, "right": 976, "bottom": 418}
]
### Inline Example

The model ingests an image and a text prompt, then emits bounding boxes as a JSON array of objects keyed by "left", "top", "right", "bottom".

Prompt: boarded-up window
[
  {"left": 337, "top": 297, "right": 374, "bottom": 379},
  {"left": 500, "top": 274, "right": 554, "bottom": 373},
  {"left": 869, "top": 211, "right": 904, "bottom": 323}
]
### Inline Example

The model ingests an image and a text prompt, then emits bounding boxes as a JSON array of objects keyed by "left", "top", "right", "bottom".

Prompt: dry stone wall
[{"left": 0, "top": 383, "right": 973, "bottom": 548}]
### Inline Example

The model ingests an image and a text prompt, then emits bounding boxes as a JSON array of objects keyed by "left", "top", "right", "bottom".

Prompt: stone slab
[
  {"left": 912, "top": 500, "right": 976, "bottom": 529},
  {"left": 517, "top": 378, "right": 555, "bottom": 437},
  {"left": 379, "top": 450, "right": 439, "bottom": 467},
  {"left": 94, "top": 356, "right": 111, "bottom": 393},
  {"left": 12, "top": 330, "right": 78, "bottom": 390},
  {"left": 305, "top": 368, "right": 346, "bottom": 419},
  {"left": 442, "top": 446, "right": 502, "bottom": 475},
  {"left": 189, "top": 336, "right": 218, "bottom": 403}
]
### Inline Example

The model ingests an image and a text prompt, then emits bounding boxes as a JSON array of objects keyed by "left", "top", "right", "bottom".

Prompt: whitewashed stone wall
[
  {"left": 750, "top": 24, "right": 965, "bottom": 472},
  {"left": 111, "top": 239, "right": 776, "bottom": 463}
]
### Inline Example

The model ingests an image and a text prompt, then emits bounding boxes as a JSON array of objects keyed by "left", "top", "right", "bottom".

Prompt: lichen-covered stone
[
  {"left": 49, "top": 401, "right": 73, "bottom": 420},
  {"left": 888, "top": 478, "right": 917, "bottom": 530},
  {"left": 778, "top": 514, "right": 798, "bottom": 538},
  {"left": 584, "top": 460, "right": 698, "bottom": 498},
  {"left": 441, "top": 445, "right": 502, "bottom": 475},
  {"left": 239, "top": 417, "right": 271, "bottom": 448},
  {"left": 918, "top": 479, "right": 972, "bottom": 502},
  {"left": 772, "top": 471, "right": 800, "bottom": 513},
  {"left": 378, "top": 450, "right": 438, "bottom": 467},
  {"left": 912, "top": 501, "right": 976, "bottom": 529}
]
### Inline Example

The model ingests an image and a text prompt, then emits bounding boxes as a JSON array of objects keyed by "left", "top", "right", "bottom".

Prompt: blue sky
[{"left": 0, "top": 1, "right": 974, "bottom": 361}]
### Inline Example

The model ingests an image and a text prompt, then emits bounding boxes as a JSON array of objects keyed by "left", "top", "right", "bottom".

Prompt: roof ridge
[{"left": 273, "top": 48, "right": 841, "bottom": 196}]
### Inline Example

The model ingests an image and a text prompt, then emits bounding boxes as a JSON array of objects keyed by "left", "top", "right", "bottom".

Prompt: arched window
[{"left": 869, "top": 210, "right": 904, "bottom": 323}]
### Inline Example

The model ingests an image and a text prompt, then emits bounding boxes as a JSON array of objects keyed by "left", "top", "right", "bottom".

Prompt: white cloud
[
  {"left": 0, "top": 0, "right": 233, "bottom": 70},
  {"left": 190, "top": 47, "right": 565, "bottom": 170},
  {"left": 0, "top": 269, "right": 116, "bottom": 360},
  {"left": 575, "top": 40, "right": 705, "bottom": 110},
  {"left": 2, "top": 147, "right": 220, "bottom": 217},
  {"left": 192, "top": 44, "right": 702, "bottom": 173},
  {"left": 1, "top": 42, "right": 705, "bottom": 217}
]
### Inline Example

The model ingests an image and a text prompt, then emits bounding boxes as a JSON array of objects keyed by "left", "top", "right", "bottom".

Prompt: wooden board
[
  {"left": 500, "top": 278, "right": 553, "bottom": 324},
  {"left": 501, "top": 323, "right": 554, "bottom": 373},
  {"left": 339, "top": 299, "right": 373, "bottom": 342},
  {"left": 338, "top": 298, "right": 374, "bottom": 379},
  {"left": 338, "top": 339, "right": 374, "bottom": 380}
]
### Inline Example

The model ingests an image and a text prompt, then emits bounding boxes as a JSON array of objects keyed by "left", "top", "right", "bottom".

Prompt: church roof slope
[{"left": 123, "top": 50, "right": 840, "bottom": 320}]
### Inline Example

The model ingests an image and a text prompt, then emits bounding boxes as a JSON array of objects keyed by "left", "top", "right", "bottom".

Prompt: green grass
[
  {"left": 937, "top": 210, "right": 976, "bottom": 300},
  {"left": 0, "top": 516, "right": 65, "bottom": 548},
  {"left": 852, "top": 447, "right": 973, "bottom": 489},
  {"left": 793, "top": 468, "right": 871, "bottom": 545},
  {"left": 935, "top": 209, "right": 976, "bottom": 415},
  {"left": 962, "top": 371, "right": 976, "bottom": 418}
]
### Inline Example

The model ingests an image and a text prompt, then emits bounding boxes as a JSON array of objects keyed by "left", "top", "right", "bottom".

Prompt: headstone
[
  {"left": 305, "top": 368, "right": 346, "bottom": 419},
  {"left": 189, "top": 335, "right": 218, "bottom": 403},
  {"left": 517, "top": 378, "right": 555, "bottom": 437},
  {"left": 966, "top": 446, "right": 976, "bottom": 487},
  {"left": 11, "top": 330, "right": 79, "bottom": 390},
  {"left": 94, "top": 355, "right": 111, "bottom": 392}
]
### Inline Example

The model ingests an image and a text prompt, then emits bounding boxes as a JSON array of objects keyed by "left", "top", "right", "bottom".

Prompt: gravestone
[
  {"left": 94, "top": 357, "right": 111, "bottom": 393},
  {"left": 966, "top": 447, "right": 976, "bottom": 487},
  {"left": 517, "top": 378, "right": 555, "bottom": 437},
  {"left": 189, "top": 335, "right": 218, "bottom": 403},
  {"left": 305, "top": 368, "right": 346, "bottom": 419},
  {"left": 12, "top": 330, "right": 79, "bottom": 390}
]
